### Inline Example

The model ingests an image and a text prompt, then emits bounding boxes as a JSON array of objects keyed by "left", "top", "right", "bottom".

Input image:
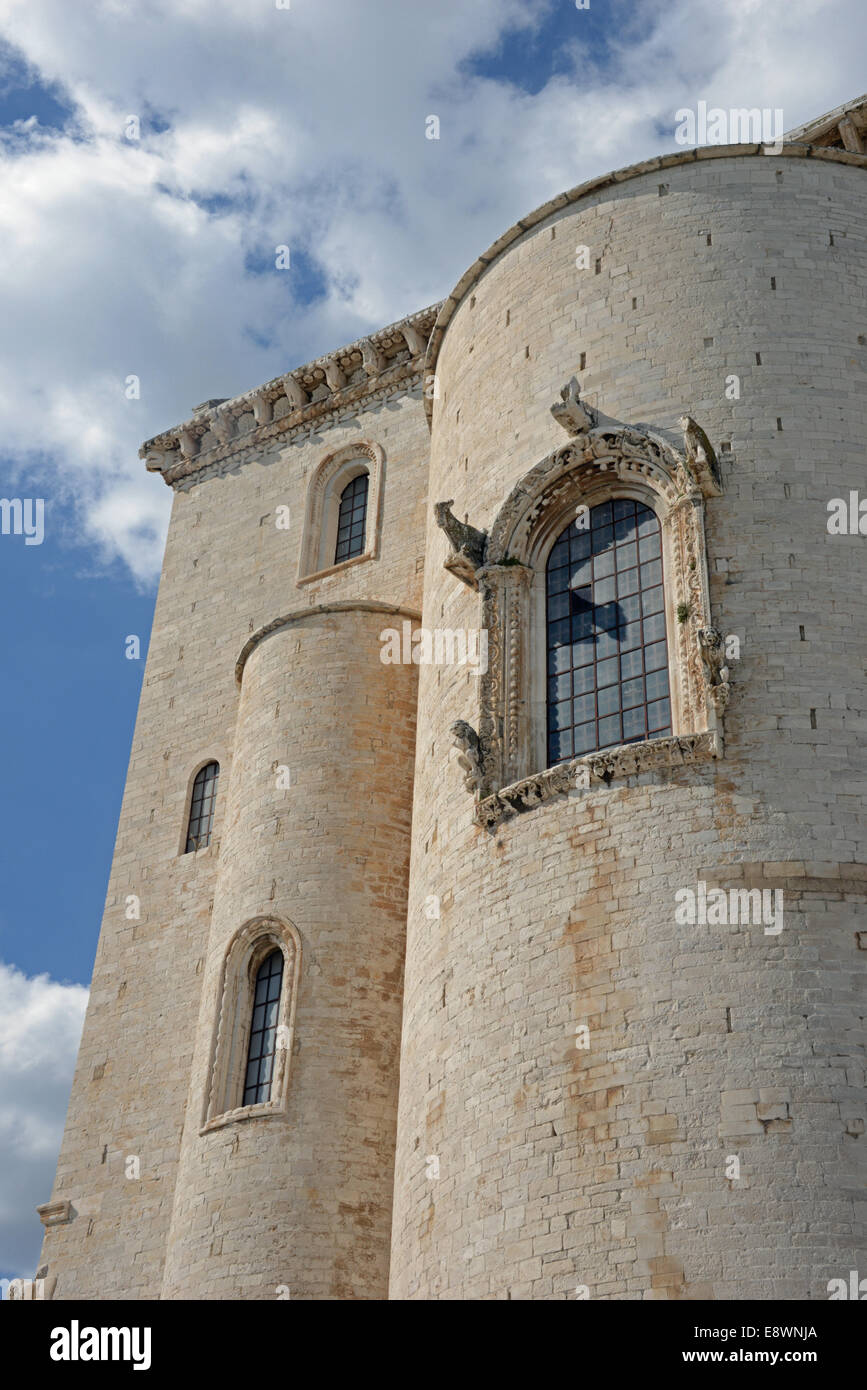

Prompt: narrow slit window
[
  {"left": 243, "top": 950, "right": 284, "bottom": 1106},
  {"left": 334, "top": 472, "right": 369, "bottom": 563},
  {"left": 546, "top": 500, "right": 671, "bottom": 765},
  {"left": 185, "top": 762, "right": 219, "bottom": 852}
]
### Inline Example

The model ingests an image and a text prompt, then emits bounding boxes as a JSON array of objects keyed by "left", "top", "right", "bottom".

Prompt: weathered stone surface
[{"left": 35, "top": 138, "right": 867, "bottom": 1302}]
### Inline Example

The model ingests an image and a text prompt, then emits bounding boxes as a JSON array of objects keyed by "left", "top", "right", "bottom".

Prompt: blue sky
[
  {"left": 1, "top": 0, "right": 864, "bottom": 1286},
  {"left": 0, "top": 515, "right": 150, "bottom": 984}
]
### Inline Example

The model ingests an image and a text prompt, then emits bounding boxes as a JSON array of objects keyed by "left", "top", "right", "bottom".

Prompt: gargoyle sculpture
[
  {"left": 698, "top": 627, "right": 731, "bottom": 714},
  {"left": 679, "top": 415, "right": 723, "bottom": 496},
  {"left": 551, "top": 377, "right": 596, "bottom": 436},
  {"left": 451, "top": 720, "right": 483, "bottom": 795},
  {"left": 434, "top": 500, "right": 487, "bottom": 587}
]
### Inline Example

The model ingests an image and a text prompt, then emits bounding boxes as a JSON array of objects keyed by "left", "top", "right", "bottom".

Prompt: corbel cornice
[{"left": 140, "top": 303, "right": 442, "bottom": 490}]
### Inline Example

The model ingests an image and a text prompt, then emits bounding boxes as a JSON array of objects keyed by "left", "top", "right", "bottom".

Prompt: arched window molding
[
  {"left": 201, "top": 915, "right": 302, "bottom": 1131},
  {"left": 297, "top": 441, "right": 384, "bottom": 584},
  {"left": 439, "top": 407, "right": 729, "bottom": 829}
]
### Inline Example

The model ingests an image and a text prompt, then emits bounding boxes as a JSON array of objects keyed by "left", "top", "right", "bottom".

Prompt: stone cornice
[
  {"left": 423, "top": 143, "right": 867, "bottom": 427},
  {"left": 37, "top": 1199, "right": 72, "bottom": 1228},
  {"left": 475, "top": 731, "right": 722, "bottom": 831},
  {"left": 140, "top": 304, "right": 442, "bottom": 490},
  {"left": 235, "top": 600, "right": 422, "bottom": 686},
  {"left": 784, "top": 93, "right": 867, "bottom": 150}
]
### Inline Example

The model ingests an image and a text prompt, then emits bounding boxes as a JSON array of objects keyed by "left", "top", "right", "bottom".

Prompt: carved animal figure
[
  {"left": 698, "top": 627, "right": 730, "bottom": 687},
  {"left": 451, "top": 720, "right": 483, "bottom": 794},
  {"left": 679, "top": 414, "right": 722, "bottom": 493},
  {"left": 434, "top": 500, "right": 487, "bottom": 575},
  {"left": 551, "top": 377, "right": 596, "bottom": 435}
]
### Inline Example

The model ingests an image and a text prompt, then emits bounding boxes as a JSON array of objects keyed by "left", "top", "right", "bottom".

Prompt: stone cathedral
[{"left": 34, "top": 95, "right": 867, "bottom": 1300}]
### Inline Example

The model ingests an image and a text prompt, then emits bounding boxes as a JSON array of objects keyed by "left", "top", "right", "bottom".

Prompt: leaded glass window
[
  {"left": 546, "top": 499, "right": 671, "bottom": 765},
  {"left": 243, "top": 950, "right": 284, "bottom": 1106},
  {"left": 334, "top": 472, "right": 369, "bottom": 563},
  {"left": 185, "top": 761, "right": 219, "bottom": 852}
]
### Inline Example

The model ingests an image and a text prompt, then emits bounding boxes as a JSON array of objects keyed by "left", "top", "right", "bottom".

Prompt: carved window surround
[
  {"left": 201, "top": 916, "right": 301, "bottom": 1132},
  {"left": 297, "top": 441, "right": 384, "bottom": 584},
  {"left": 446, "top": 414, "right": 728, "bottom": 828}
]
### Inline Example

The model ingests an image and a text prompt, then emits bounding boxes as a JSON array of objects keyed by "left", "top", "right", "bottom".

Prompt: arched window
[
  {"left": 334, "top": 471, "right": 369, "bottom": 563},
  {"left": 243, "top": 949, "right": 284, "bottom": 1106},
  {"left": 546, "top": 499, "right": 671, "bottom": 765},
  {"left": 458, "top": 410, "right": 724, "bottom": 824},
  {"left": 297, "top": 442, "right": 384, "bottom": 583},
  {"left": 185, "top": 761, "right": 220, "bottom": 852},
  {"left": 202, "top": 917, "right": 302, "bottom": 1130}
]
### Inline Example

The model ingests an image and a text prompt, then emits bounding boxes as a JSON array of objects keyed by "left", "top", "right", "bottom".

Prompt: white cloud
[
  {"left": 0, "top": 0, "right": 864, "bottom": 583},
  {"left": 0, "top": 962, "right": 88, "bottom": 1281}
]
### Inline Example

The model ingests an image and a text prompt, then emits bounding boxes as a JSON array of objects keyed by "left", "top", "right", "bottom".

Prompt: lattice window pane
[
  {"left": 334, "top": 472, "right": 369, "bottom": 563},
  {"left": 546, "top": 501, "right": 671, "bottom": 765},
  {"left": 243, "top": 950, "right": 284, "bottom": 1106},
  {"left": 185, "top": 761, "right": 220, "bottom": 852}
]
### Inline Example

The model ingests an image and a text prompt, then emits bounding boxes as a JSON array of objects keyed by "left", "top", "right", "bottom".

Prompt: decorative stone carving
[
  {"left": 281, "top": 374, "right": 309, "bottom": 410},
  {"left": 211, "top": 410, "right": 234, "bottom": 445},
  {"left": 433, "top": 500, "right": 487, "bottom": 587},
  {"left": 401, "top": 322, "right": 427, "bottom": 357},
  {"left": 475, "top": 731, "right": 721, "bottom": 830},
  {"left": 451, "top": 720, "right": 483, "bottom": 793},
  {"left": 250, "top": 392, "right": 273, "bottom": 426},
  {"left": 140, "top": 304, "right": 441, "bottom": 489},
  {"left": 698, "top": 627, "right": 732, "bottom": 714},
  {"left": 362, "top": 340, "right": 386, "bottom": 376},
  {"left": 466, "top": 404, "right": 726, "bottom": 800},
  {"left": 551, "top": 376, "right": 596, "bottom": 435},
  {"left": 324, "top": 359, "right": 347, "bottom": 392},
  {"left": 838, "top": 114, "right": 866, "bottom": 153},
  {"left": 178, "top": 429, "right": 199, "bottom": 460},
  {"left": 476, "top": 562, "right": 534, "bottom": 790},
  {"left": 680, "top": 415, "right": 723, "bottom": 496}
]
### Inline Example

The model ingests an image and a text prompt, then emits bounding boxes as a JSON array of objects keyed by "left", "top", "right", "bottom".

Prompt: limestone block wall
[
  {"left": 38, "top": 388, "right": 429, "bottom": 1299},
  {"left": 390, "top": 149, "right": 867, "bottom": 1299},
  {"left": 160, "top": 605, "right": 418, "bottom": 1299}
]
